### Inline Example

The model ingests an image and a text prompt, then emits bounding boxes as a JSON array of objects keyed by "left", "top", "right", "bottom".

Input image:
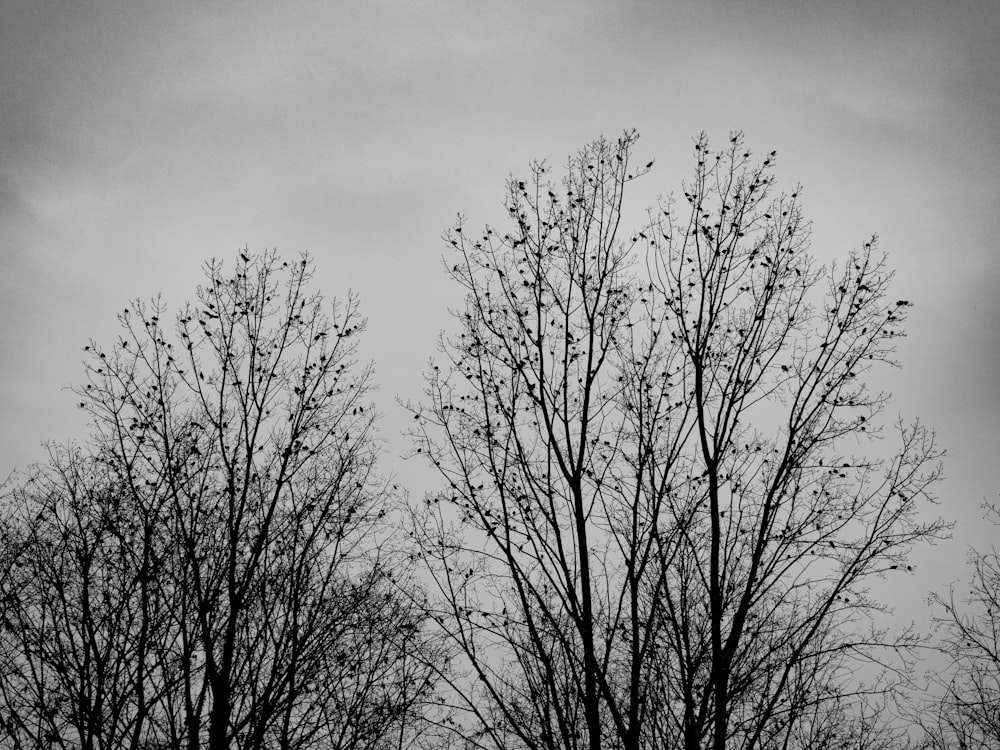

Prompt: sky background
[{"left": 1, "top": 0, "right": 998, "bottom": 630}]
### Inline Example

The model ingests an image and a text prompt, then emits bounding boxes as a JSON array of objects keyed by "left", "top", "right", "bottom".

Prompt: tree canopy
[{"left": 408, "top": 130, "right": 947, "bottom": 750}]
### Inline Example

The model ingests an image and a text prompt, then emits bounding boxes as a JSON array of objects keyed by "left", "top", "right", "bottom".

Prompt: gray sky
[{"left": 2, "top": 0, "right": 998, "bottom": 613}]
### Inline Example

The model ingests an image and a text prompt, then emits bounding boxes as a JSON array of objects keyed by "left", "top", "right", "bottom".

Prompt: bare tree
[
  {"left": 0, "top": 252, "right": 440, "bottom": 750},
  {"left": 0, "top": 451, "right": 177, "bottom": 750},
  {"left": 917, "top": 502, "right": 1000, "bottom": 749},
  {"left": 408, "top": 131, "right": 947, "bottom": 750}
]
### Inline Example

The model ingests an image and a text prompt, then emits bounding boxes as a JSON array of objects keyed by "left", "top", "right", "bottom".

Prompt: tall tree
[
  {"left": 0, "top": 252, "right": 440, "bottom": 750},
  {"left": 409, "top": 131, "right": 947, "bottom": 750}
]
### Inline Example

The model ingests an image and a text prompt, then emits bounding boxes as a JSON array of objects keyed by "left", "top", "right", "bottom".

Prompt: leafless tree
[
  {"left": 408, "top": 131, "right": 947, "bottom": 750},
  {"left": 0, "top": 451, "right": 177, "bottom": 750},
  {"left": 917, "top": 502, "right": 1000, "bottom": 749},
  {"left": 0, "top": 252, "right": 440, "bottom": 750}
]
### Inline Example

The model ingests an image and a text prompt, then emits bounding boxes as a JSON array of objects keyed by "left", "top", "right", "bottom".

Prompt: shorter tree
[
  {"left": 919, "top": 502, "right": 1000, "bottom": 749},
  {"left": 0, "top": 251, "right": 443, "bottom": 750},
  {"left": 0, "top": 451, "right": 170, "bottom": 750}
]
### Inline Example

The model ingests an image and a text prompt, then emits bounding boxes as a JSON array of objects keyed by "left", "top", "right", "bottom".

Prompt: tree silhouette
[
  {"left": 408, "top": 131, "right": 947, "bottom": 750},
  {"left": 918, "top": 502, "right": 1000, "bottom": 749},
  {"left": 0, "top": 252, "right": 441, "bottom": 750}
]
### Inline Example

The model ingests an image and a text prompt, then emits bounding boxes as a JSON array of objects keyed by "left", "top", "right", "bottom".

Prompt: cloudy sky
[{"left": 1, "top": 0, "right": 998, "bottom": 614}]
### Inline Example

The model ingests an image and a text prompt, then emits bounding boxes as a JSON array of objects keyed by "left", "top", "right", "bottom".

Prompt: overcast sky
[{"left": 1, "top": 0, "right": 998, "bottom": 618}]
